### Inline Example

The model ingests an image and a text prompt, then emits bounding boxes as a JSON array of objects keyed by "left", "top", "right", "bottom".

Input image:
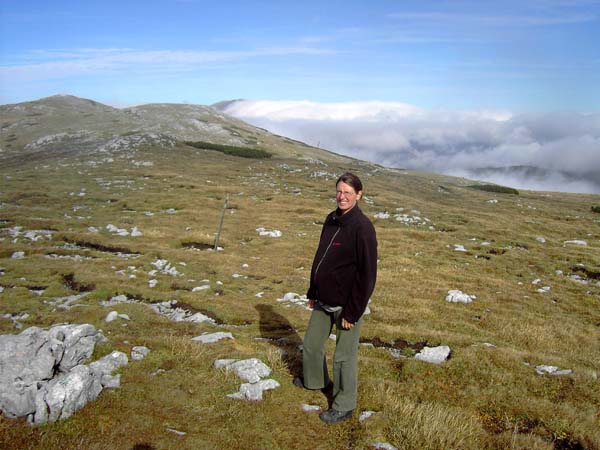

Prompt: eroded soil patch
[{"left": 64, "top": 238, "right": 141, "bottom": 256}]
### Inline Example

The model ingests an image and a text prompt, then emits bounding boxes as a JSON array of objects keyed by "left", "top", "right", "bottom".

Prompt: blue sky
[{"left": 1, "top": 0, "right": 599, "bottom": 111}]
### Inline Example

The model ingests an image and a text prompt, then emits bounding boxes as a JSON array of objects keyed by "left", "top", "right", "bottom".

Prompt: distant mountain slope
[{"left": 0, "top": 95, "right": 353, "bottom": 166}]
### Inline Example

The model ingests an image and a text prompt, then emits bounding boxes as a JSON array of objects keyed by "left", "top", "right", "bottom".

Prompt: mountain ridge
[{"left": 0, "top": 94, "right": 355, "bottom": 168}]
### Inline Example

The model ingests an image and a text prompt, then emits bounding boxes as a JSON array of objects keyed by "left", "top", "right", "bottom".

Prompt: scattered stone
[
  {"left": 131, "top": 346, "right": 150, "bottom": 361},
  {"left": 532, "top": 278, "right": 542, "bottom": 285},
  {"left": 215, "top": 358, "right": 279, "bottom": 401},
  {"left": 106, "top": 224, "right": 130, "bottom": 236},
  {"left": 414, "top": 346, "right": 451, "bottom": 364},
  {"left": 149, "top": 279, "right": 158, "bottom": 288},
  {"left": 472, "top": 342, "right": 496, "bottom": 348},
  {"left": 100, "top": 294, "right": 136, "bottom": 306},
  {"left": 192, "top": 285, "right": 210, "bottom": 292},
  {"left": 487, "top": 199, "right": 498, "bottom": 204},
  {"left": 105, "top": 311, "right": 119, "bottom": 322},
  {"left": 227, "top": 379, "right": 280, "bottom": 401},
  {"left": 256, "top": 227, "right": 282, "bottom": 238},
  {"left": 374, "top": 212, "right": 390, "bottom": 219},
  {"left": 151, "top": 259, "right": 182, "bottom": 276},
  {"left": 46, "top": 293, "right": 89, "bottom": 310},
  {"left": 11, "top": 251, "right": 25, "bottom": 259},
  {"left": 359, "top": 410, "right": 377, "bottom": 423},
  {"left": 445, "top": 290, "right": 476, "bottom": 304},
  {"left": 302, "top": 404, "right": 321, "bottom": 412},
  {"left": 563, "top": 240, "right": 587, "bottom": 246},
  {"left": 535, "top": 365, "right": 572, "bottom": 376},
  {"left": 536, "top": 236, "right": 547, "bottom": 243},
  {"left": 192, "top": 332, "right": 233, "bottom": 344},
  {"left": 166, "top": 428, "right": 186, "bottom": 436},
  {"left": 215, "top": 358, "right": 272, "bottom": 383},
  {"left": 1, "top": 313, "right": 29, "bottom": 329},
  {"left": 277, "top": 292, "right": 310, "bottom": 309},
  {"left": 100, "top": 296, "right": 218, "bottom": 325},
  {"left": 148, "top": 301, "right": 216, "bottom": 324},
  {"left": 453, "top": 244, "right": 467, "bottom": 252},
  {"left": 537, "top": 286, "right": 551, "bottom": 294},
  {"left": 371, "top": 443, "right": 398, "bottom": 450}
]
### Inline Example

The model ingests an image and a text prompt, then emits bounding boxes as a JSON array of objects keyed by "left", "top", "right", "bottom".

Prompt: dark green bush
[
  {"left": 185, "top": 140, "right": 271, "bottom": 159},
  {"left": 591, "top": 205, "right": 600, "bottom": 213},
  {"left": 468, "top": 184, "right": 519, "bottom": 195}
]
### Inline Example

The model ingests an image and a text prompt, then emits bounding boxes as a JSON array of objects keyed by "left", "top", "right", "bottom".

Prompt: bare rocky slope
[{"left": 0, "top": 94, "right": 353, "bottom": 167}]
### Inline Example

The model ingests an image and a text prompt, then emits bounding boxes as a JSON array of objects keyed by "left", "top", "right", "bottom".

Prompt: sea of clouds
[{"left": 221, "top": 100, "right": 600, "bottom": 194}]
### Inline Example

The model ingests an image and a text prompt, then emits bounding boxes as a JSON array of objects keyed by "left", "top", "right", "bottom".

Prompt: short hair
[{"left": 336, "top": 172, "right": 363, "bottom": 193}]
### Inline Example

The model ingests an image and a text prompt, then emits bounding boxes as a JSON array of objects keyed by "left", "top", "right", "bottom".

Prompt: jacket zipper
[{"left": 314, "top": 226, "right": 341, "bottom": 279}]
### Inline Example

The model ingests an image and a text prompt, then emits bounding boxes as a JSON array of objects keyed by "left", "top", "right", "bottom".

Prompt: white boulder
[
  {"left": 192, "top": 332, "right": 233, "bottom": 344},
  {"left": 414, "top": 346, "right": 451, "bottom": 364},
  {"left": 445, "top": 290, "right": 476, "bottom": 304}
]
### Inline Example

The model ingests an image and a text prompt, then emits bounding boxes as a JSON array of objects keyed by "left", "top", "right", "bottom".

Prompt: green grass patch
[
  {"left": 184, "top": 140, "right": 272, "bottom": 159},
  {"left": 467, "top": 183, "right": 520, "bottom": 195}
]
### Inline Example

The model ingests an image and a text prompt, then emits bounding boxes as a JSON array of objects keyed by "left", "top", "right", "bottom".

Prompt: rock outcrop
[{"left": 0, "top": 324, "right": 127, "bottom": 424}]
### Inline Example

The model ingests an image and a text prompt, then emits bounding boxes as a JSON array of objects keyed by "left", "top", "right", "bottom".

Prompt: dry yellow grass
[{"left": 0, "top": 141, "right": 599, "bottom": 450}]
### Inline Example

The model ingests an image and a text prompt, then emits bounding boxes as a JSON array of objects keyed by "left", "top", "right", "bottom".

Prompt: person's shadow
[{"left": 255, "top": 304, "right": 303, "bottom": 378}]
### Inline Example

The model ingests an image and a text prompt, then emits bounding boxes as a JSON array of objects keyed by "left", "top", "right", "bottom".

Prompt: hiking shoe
[
  {"left": 293, "top": 376, "right": 305, "bottom": 388},
  {"left": 319, "top": 408, "right": 353, "bottom": 424},
  {"left": 293, "top": 377, "right": 333, "bottom": 392}
]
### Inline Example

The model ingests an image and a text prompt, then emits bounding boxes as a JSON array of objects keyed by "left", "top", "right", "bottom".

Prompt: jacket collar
[{"left": 328, "top": 204, "right": 362, "bottom": 227}]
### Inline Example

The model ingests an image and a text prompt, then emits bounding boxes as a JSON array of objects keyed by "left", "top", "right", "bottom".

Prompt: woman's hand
[
  {"left": 341, "top": 318, "right": 354, "bottom": 330},
  {"left": 308, "top": 299, "right": 316, "bottom": 309}
]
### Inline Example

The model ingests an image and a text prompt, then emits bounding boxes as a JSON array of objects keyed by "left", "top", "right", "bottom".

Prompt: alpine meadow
[{"left": 0, "top": 95, "right": 599, "bottom": 450}]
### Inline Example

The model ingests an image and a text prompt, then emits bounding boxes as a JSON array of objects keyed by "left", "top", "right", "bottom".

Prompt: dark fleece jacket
[{"left": 306, "top": 205, "right": 377, "bottom": 324}]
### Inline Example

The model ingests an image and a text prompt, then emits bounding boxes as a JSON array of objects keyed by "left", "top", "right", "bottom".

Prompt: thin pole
[{"left": 214, "top": 194, "right": 228, "bottom": 250}]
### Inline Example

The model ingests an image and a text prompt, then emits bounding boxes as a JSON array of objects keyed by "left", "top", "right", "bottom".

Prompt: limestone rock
[
  {"left": 0, "top": 324, "right": 124, "bottom": 424},
  {"left": 414, "top": 345, "right": 451, "bottom": 364},
  {"left": 302, "top": 404, "right": 321, "bottom": 412},
  {"left": 535, "top": 365, "right": 572, "bottom": 376},
  {"left": 446, "top": 290, "right": 475, "bottom": 304},
  {"left": 227, "top": 379, "right": 280, "bottom": 401},
  {"left": 192, "top": 332, "right": 233, "bottom": 344},
  {"left": 131, "top": 346, "right": 150, "bottom": 361},
  {"left": 371, "top": 443, "right": 398, "bottom": 450},
  {"left": 359, "top": 410, "right": 377, "bottom": 422},
  {"left": 32, "top": 365, "right": 103, "bottom": 424},
  {"left": 217, "top": 358, "right": 271, "bottom": 383}
]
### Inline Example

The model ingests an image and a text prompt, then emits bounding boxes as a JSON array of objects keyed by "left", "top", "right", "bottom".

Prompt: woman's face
[{"left": 336, "top": 181, "right": 362, "bottom": 214}]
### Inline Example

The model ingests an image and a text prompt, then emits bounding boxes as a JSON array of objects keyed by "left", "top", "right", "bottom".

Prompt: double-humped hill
[
  {"left": 0, "top": 95, "right": 599, "bottom": 450},
  {"left": 0, "top": 94, "right": 347, "bottom": 165}
]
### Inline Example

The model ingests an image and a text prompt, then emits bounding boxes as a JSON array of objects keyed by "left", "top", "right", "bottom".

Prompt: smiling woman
[{"left": 294, "top": 171, "right": 378, "bottom": 424}]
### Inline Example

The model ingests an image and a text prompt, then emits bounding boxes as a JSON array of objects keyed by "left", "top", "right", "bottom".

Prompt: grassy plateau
[{"left": 0, "top": 95, "right": 599, "bottom": 450}]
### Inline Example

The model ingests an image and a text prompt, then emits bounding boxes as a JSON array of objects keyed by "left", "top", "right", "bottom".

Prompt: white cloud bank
[{"left": 221, "top": 100, "right": 600, "bottom": 194}]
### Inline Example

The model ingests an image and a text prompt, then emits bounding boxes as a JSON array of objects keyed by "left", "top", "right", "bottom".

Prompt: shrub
[
  {"left": 185, "top": 140, "right": 272, "bottom": 159},
  {"left": 591, "top": 205, "right": 600, "bottom": 213},
  {"left": 467, "top": 184, "right": 519, "bottom": 195}
]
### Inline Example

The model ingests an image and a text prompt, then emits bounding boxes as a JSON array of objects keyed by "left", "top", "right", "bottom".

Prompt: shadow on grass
[
  {"left": 255, "top": 304, "right": 302, "bottom": 378},
  {"left": 131, "top": 444, "right": 156, "bottom": 450}
]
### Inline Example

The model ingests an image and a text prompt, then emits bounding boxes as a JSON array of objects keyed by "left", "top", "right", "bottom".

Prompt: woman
[{"left": 295, "top": 172, "right": 377, "bottom": 423}]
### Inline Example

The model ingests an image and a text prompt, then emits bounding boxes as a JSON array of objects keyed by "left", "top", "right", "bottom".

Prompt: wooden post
[{"left": 214, "top": 194, "right": 228, "bottom": 250}]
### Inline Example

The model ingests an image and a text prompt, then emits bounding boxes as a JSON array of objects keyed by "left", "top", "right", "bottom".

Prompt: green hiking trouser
[{"left": 302, "top": 305, "right": 363, "bottom": 411}]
